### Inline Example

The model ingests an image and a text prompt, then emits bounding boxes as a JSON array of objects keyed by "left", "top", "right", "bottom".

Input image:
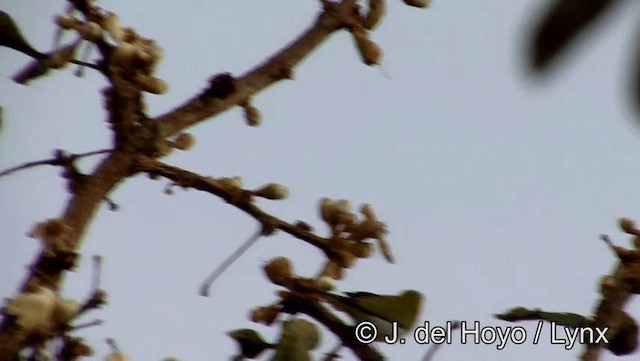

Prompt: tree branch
[
  {"left": 0, "top": 149, "right": 136, "bottom": 359},
  {"left": 154, "top": 0, "right": 358, "bottom": 137},
  {"left": 133, "top": 156, "right": 338, "bottom": 260}
]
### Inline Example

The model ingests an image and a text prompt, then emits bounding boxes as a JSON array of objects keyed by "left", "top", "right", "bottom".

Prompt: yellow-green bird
[{"left": 327, "top": 289, "right": 424, "bottom": 342}]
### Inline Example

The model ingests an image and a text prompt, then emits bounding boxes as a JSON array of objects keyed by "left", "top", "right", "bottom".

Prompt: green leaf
[
  {"left": 529, "top": 0, "right": 618, "bottom": 71},
  {"left": 0, "top": 10, "right": 44, "bottom": 59},
  {"left": 269, "top": 319, "right": 320, "bottom": 361}
]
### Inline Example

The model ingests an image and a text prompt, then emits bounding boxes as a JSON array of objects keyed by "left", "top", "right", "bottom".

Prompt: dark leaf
[
  {"left": 529, "top": 0, "right": 618, "bottom": 71},
  {"left": 227, "top": 328, "right": 273, "bottom": 359},
  {"left": 0, "top": 10, "right": 45, "bottom": 59},
  {"left": 495, "top": 306, "right": 591, "bottom": 329}
]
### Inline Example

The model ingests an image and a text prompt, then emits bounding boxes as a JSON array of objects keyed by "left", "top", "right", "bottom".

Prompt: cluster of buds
[
  {"left": 316, "top": 198, "right": 393, "bottom": 289},
  {"left": 2, "top": 286, "right": 80, "bottom": 341},
  {"left": 54, "top": 7, "right": 166, "bottom": 93}
]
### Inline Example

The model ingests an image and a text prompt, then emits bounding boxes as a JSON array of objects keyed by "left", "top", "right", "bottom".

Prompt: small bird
[{"left": 326, "top": 289, "right": 424, "bottom": 342}]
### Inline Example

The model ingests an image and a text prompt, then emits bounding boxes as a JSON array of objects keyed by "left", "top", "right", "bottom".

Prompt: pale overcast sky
[{"left": 3, "top": 1, "right": 640, "bottom": 361}]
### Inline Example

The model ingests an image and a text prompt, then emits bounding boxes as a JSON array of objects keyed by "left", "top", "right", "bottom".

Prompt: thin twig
[
  {"left": 600, "top": 234, "right": 614, "bottom": 248},
  {"left": 0, "top": 149, "right": 111, "bottom": 178},
  {"left": 200, "top": 226, "right": 263, "bottom": 297},
  {"left": 69, "top": 319, "right": 103, "bottom": 331},
  {"left": 155, "top": 0, "right": 358, "bottom": 137},
  {"left": 70, "top": 59, "right": 101, "bottom": 72},
  {"left": 135, "top": 156, "right": 337, "bottom": 260}
]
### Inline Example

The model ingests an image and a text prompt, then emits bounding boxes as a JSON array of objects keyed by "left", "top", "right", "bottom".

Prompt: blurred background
[{"left": 2, "top": 1, "right": 640, "bottom": 360}]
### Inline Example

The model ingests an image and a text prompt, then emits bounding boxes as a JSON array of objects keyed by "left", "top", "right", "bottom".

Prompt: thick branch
[
  {"left": 154, "top": 0, "right": 357, "bottom": 137},
  {"left": 134, "top": 156, "right": 338, "bottom": 260},
  {"left": 0, "top": 150, "right": 135, "bottom": 359}
]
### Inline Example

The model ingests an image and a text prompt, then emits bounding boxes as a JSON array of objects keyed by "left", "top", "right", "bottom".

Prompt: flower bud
[
  {"left": 52, "top": 298, "right": 80, "bottom": 324},
  {"left": 352, "top": 27, "right": 382, "bottom": 66},
  {"left": 101, "top": 12, "right": 124, "bottom": 43},
  {"left": 55, "top": 14, "right": 82, "bottom": 30},
  {"left": 263, "top": 257, "right": 293, "bottom": 286},
  {"left": 81, "top": 22, "right": 102, "bottom": 42},
  {"left": 110, "top": 43, "right": 137, "bottom": 68},
  {"left": 134, "top": 74, "right": 168, "bottom": 94},
  {"left": 321, "top": 260, "right": 344, "bottom": 280},
  {"left": 350, "top": 241, "right": 374, "bottom": 258},
  {"left": 49, "top": 43, "right": 78, "bottom": 69},
  {"left": 250, "top": 305, "right": 279, "bottom": 325},
  {"left": 172, "top": 133, "right": 195, "bottom": 151},
  {"left": 319, "top": 198, "right": 338, "bottom": 226},
  {"left": 363, "top": 0, "right": 386, "bottom": 30},
  {"left": 254, "top": 183, "right": 289, "bottom": 200},
  {"left": 316, "top": 275, "right": 338, "bottom": 291},
  {"left": 4, "top": 286, "right": 56, "bottom": 336},
  {"left": 335, "top": 199, "right": 352, "bottom": 215},
  {"left": 244, "top": 104, "right": 262, "bottom": 127},
  {"left": 335, "top": 250, "right": 357, "bottom": 269},
  {"left": 620, "top": 218, "right": 638, "bottom": 234}
]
